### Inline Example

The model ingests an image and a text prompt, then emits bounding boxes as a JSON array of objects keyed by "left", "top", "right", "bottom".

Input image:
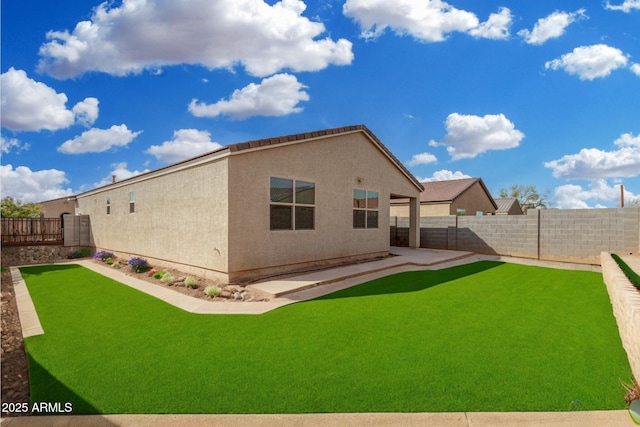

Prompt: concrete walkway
[{"left": 1, "top": 410, "right": 637, "bottom": 427}]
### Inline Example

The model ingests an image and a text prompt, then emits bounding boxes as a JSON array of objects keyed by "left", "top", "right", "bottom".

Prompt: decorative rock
[
  {"left": 234, "top": 291, "right": 242, "bottom": 300},
  {"left": 220, "top": 290, "right": 233, "bottom": 299}
]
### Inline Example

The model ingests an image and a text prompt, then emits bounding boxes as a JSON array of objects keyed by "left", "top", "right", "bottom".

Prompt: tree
[
  {"left": 1, "top": 196, "right": 44, "bottom": 218},
  {"left": 498, "top": 184, "right": 551, "bottom": 213},
  {"left": 625, "top": 197, "right": 639, "bottom": 208}
]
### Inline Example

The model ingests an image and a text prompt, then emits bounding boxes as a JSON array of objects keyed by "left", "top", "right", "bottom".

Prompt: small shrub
[
  {"left": 622, "top": 378, "right": 640, "bottom": 405},
  {"left": 106, "top": 257, "right": 113, "bottom": 265},
  {"left": 93, "top": 250, "right": 115, "bottom": 262},
  {"left": 128, "top": 257, "right": 151, "bottom": 273},
  {"left": 112, "top": 262, "right": 122, "bottom": 269},
  {"left": 204, "top": 285, "right": 220, "bottom": 297},
  {"left": 611, "top": 254, "right": 640, "bottom": 290},
  {"left": 184, "top": 276, "right": 197, "bottom": 288},
  {"left": 153, "top": 271, "right": 165, "bottom": 279},
  {"left": 67, "top": 248, "right": 91, "bottom": 259},
  {"left": 160, "top": 272, "right": 174, "bottom": 285}
]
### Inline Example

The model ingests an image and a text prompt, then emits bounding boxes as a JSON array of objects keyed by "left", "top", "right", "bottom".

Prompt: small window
[
  {"left": 270, "top": 205, "right": 292, "bottom": 230},
  {"left": 130, "top": 191, "right": 135, "bottom": 214},
  {"left": 456, "top": 208, "right": 466, "bottom": 216},
  {"left": 270, "top": 177, "right": 293, "bottom": 203},
  {"left": 106, "top": 197, "right": 111, "bottom": 215},
  {"left": 353, "top": 190, "right": 378, "bottom": 229},
  {"left": 270, "top": 178, "right": 315, "bottom": 230},
  {"left": 295, "top": 180, "right": 315, "bottom": 205},
  {"left": 353, "top": 189, "right": 366, "bottom": 209},
  {"left": 295, "top": 206, "right": 314, "bottom": 230}
]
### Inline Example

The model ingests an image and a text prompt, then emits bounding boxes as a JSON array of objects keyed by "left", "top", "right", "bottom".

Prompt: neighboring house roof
[
  {"left": 391, "top": 177, "right": 498, "bottom": 210},
  {"left": 76, "top": 124, "right": 424, "bottom": 197},
  {"left": 495, "top": 198, "right": 523, "bottom": 214}
]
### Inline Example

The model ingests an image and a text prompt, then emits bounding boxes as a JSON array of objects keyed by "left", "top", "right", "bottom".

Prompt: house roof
[
  {"left": 390, "top": 177, "right": 497, "bottom": 209},
  {"left": 495, "top": 198, "right": 523, "bottom": 214},
  {"left": 391, "top": 178, "right": 498, "bottom": 209},
  {"left": 417, "top": 178, "right": 481, "bottom": 203},
  {"left": 76, "top": 124, "right": 423, "bottom": 197}
]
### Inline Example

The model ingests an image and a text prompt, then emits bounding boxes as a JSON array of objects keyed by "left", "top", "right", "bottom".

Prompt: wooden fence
[{"left": 1, "top": 218, "right": 63, "bottom": 245}]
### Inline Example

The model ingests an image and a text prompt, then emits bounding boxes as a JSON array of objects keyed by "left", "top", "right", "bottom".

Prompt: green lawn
[{"left": 21, "top": 261, "right": 632, "bottom": 414}]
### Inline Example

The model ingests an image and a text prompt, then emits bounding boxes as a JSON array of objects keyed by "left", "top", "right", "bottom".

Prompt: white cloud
[
  {"left": 417, "top": 169, "right": 472, "bottom": 182},
  {"left": 0, "top": 68, "right": 99, "bottom": 132},
  {"left": 189, "top": 74, "right": 309, "bottom": 120},
  {"left": 93, "top": 162, "right": 151, "bottom": 188},
  {"left": 545, "top": 133, "right": 640, "bottom": 180},
  {"left": 518, "top": 9, "right": 586, "bottom": 45},
  {"left": 429, "top": 113, "right": 524, "bottom": 160},
  {"left": 343, "top": 0, "right": 511, "bottom": 42},
  {"left": 553, "top": 180, "right": 637, "bottom": 209},
  {"left": 72, "top": 97, "right": 99, "bottom": 127},
  {"left": 146, "top": 129, "right": 223, "bottom": 163},
  {"left": 58, "top": 125, "right": 142, "bottom": 154},
  {"left": 631, "top": 63, "right": 640, "bottom": 77},
  {"left": 1, "top": 135, "right": 30, "bottom": 155},
  {"left": 407, "top": 152, "right": 438, "bottom": 166},
  {"left": 37, "top": 0, "right": 353, "bottom": 78},
  {"left": 545, "top": 44, "right": 628, "bottom": 80},
  {"left": 469, "top": 7, "right": 512, "bottom": 40},
  {"left": 0, "top": 164, "right": 74, "bottom": 203},
  {"left": 605, "top": 0, "right": 640, "bottom": 12}
]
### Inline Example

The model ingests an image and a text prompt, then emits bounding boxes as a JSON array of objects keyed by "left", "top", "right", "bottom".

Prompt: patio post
[{"left": 409, "top": 197, "right": 420, "bottom": 248}]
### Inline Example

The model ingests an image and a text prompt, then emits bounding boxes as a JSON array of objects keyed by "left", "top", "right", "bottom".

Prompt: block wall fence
[{"left": 391, "top": 208, "right": 640, "bottom": 265}]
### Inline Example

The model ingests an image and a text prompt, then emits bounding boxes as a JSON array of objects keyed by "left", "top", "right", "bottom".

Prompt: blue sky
[{"left": 1, "top": 0, "right": 639, "bottom": 208}]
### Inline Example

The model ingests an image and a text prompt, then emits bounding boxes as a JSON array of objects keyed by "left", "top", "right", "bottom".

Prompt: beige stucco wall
[
  {"left": 391, "top": 203, "right": 450, "bottom": 217},
  {"left": 226, "top": 132, "right": 420, "bottom": 281},
  {"left": 76, "top": 157, "right": 229, "bottom": 278},
  {"left": 39, "top": 197, "right": 75, "bottom": 218},
  {"left": 421, "top": 204, "right": 451, "bottom": 216},
  {"left": 389, "top": 205, "right": 408, "bottom": 217},
  {"left": 449, "top": 182, "right": 496, "bottom": 215}
]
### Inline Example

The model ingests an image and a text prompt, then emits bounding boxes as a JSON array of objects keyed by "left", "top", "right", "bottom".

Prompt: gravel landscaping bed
[{"left": 1, "top": 268, "right": 29, "bottom": 416}]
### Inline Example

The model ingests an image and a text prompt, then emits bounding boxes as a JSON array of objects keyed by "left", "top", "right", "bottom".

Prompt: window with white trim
[
  {"left": 270, "top": 177, "right": 315, "bottom": 230},
  {"left": 353, "top": 190, "right": 378, "bottom": 228},
  {"left": 106, "top": 197, "right": 111, "bottom": 215}
]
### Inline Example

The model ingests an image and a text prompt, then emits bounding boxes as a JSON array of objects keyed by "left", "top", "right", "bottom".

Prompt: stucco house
[
  {"left": 73, "top": 125, "right": 423, "bottom": 283},
  {"left": 37, "top": 196, "right": 75, "bottom": 219},
  {"left": 494, "top": 198, "right": 524, "bottom": 215},
  {"left": 390, "top": 177, "right": 497, "bottom": 217}
]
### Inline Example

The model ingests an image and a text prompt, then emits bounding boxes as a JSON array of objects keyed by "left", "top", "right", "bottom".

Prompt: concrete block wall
[
  {"left": 390, "top": 216, "right": 411, "bottom": 247},
  {"left": 457, "top": 215, "right": 538, "bottom": 258},
  {"left": 600, "top": 252, "right": 640, "bottom": 381},
  {"left": 391, "top": 207, "right": 640, "bottom": 265},
  {"left": 419, "top": 216, "right": 456, "bottom": 249},
  {"left": 539, "top": 208, "right": 639, "bottom": 264}
]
